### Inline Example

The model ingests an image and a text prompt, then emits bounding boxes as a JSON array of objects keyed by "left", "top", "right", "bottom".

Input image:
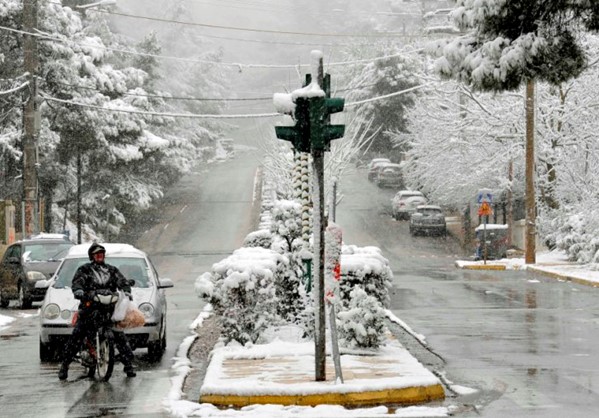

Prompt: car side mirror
[{"left": 158, "top": 278, "right": 174, "bottom": 289}]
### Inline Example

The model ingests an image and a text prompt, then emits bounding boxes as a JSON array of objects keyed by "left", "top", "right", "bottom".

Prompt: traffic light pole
[{"left": 312, "top": 56, "right": 326, "bottom": 382}]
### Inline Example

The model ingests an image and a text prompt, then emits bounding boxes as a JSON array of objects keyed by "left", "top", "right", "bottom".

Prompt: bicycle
[{"left": 74, "top": 289, "right": 119, "bottom": 382}]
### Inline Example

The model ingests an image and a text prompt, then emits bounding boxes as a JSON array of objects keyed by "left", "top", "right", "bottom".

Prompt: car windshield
[
  {"left": 22, "top": 242, "right": 73, "bottom": 262},
  {"left": 418, "top": 208, "right": 442, "bottom": 216},
  {"left": 400, "top": 193, "right": 422, "bottom": 199},
  {"left": 53, "top": 257, "right": 151, "bottom": 288}
]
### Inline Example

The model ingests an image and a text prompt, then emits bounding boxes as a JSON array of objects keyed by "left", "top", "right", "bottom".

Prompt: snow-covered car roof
[
  {"left": 416, "top": 205, "right": 442, "bottom": 210},
  {"left": 475, "top": 224, "right": 508, "bottom": 231},
  {"left": 64, "top": 243, "right": 146, "bottom": 259},
  {"left": 395, "top": 190, "right": 424, "bottom": 197}
]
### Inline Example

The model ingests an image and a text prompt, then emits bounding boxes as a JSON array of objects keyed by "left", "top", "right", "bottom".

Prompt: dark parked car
[
  {"left": 409, "top": 205, "right": 447, "bottom": 236},
  {"left": 0, "top": 234, "right": 74, "bottom": 308}
]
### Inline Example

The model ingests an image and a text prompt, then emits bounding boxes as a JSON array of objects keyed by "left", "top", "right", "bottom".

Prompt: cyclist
[{"left": 59, "top": 243, "right": 137, "bottom": 380}]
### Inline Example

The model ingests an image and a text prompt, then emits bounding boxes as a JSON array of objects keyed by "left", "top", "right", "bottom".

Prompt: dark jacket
[{"left": 72, "top": 262, "right": 131, "bottom": 306}]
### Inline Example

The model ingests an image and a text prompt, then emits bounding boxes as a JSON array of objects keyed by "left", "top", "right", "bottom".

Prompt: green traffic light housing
[{"left": 274, "top": 73, "right": 345, "bottom": 153}]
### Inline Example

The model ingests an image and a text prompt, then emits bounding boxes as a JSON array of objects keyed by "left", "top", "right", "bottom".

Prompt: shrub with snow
[
  {"left": 337, "top": 287, "right": 386, "bottom": 349},
  {"left": 339, "top": 245, "right": 393, "bottom": 308},
  {"left": 195, "top": 247, "right": 287, "bottom": 345},
  {"left": 242, "top": 229, "right": 273, "bottom": 249}
]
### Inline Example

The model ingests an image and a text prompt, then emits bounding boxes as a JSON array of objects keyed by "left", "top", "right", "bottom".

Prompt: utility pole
[
  {"left": 22, "top": 0, "right": 40, "bottom": 237},
  {"left": 525, "top": 80, "right": 536, "bottom": 264},
  {"left": 312, "top": 56, "right": 326, "bottom": 381}
]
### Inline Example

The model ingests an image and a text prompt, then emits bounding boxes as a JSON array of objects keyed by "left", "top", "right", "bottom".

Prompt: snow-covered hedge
[
  {"left": 339, "top": 245, "right": 393, "bottom": 308},
  {"left": 337, "top": 287, "right": 387, "bottom": 349},
  {"left": 242, "top": 230, "right": 273, "bottom": 249},
  {"left": 195, "top": 247, "right": 288, "bottom": 345},
  {"left": 543, "top": 207, "right": 599, "bottom": 266}
]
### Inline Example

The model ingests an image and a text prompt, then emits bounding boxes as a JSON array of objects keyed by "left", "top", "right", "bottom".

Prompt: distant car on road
[
  {"left": 409, "top": 205, "right": 447, "bottom": 236},
  {"left": 367, "top": 159, "right": 392, "bottom": 181},
  {"left": 37, "top": 243, "right": 174, "bottom": 362},
  {"left": 0, "top": 234, "right": 73, "bottom": 309},
  {"left": 374, "top": 163, "right": 403, "bottom": 188},
  {"left": 391, "top": 190, "right": 427, "bottom": 220}
]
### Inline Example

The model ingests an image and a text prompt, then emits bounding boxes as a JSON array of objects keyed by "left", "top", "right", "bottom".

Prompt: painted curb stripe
[{"left": 200, "top": 383, "right": 445, "bottom": 407}]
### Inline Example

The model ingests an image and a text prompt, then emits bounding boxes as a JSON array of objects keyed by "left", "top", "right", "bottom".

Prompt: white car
[
  {"left": 37, "top": 243, "right": 173, "bottom": 362},
  {"left": 391, "top": 190, "right": 427, "bottom": 220}
]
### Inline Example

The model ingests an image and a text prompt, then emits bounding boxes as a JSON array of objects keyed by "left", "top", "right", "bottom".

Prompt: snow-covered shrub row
[
  {"left": 195, "top": 247, "right": 287, "bottom": 345},
  {"left": 337, "top": 287, "right": 387, "bottom": 349}
]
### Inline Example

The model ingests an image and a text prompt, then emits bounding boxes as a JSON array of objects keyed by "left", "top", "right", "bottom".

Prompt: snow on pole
[{"left": 325, "top": 222, "right": 344, "bottom": 383}]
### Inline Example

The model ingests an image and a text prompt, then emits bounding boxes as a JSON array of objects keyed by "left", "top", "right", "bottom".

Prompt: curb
[
  {"left": 200, "top": 383, "right": 445, "bottom": 408},
  {"left": 527, "top": 266, "right": 599, "bottom": 288},
  {"left": 456, "top": 262, "right": 506, "bottom": 270}
]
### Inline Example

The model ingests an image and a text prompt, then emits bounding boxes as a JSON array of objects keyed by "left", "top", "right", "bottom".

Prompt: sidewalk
[
  {"left": 455, "top": 250, "right": 599, "bottom": 288},
  {"left": 198, "top": 331, "right": 445, "bottom": 408}
]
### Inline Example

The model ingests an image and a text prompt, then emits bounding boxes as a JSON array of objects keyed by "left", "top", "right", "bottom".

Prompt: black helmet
[{"left": 88, "top": 243, "right": 106, "bottom": 260}]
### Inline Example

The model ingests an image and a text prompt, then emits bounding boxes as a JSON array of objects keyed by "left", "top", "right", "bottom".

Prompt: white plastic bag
[{"left": 111, "top": 290, "right": 130, "bottom": 322}]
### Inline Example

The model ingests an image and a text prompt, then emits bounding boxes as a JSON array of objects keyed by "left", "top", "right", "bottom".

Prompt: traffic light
[
  {"left": 275, "top": 97, "right": 311, "bottom": 153},
  {"left": 309, "top": 96, "right": 345, "bottom": 151},
  {"left": 274, "top": 73, "right": 345, "bottom": 152}
]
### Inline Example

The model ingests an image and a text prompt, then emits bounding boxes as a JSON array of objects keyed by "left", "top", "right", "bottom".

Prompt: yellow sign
[{"left": 478, "top": 202, "right": 492, "bottom": 217}]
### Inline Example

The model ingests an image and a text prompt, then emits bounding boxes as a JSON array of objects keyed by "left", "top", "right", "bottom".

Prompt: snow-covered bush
[
  {"left": 542, "top": 206, "right": 599, "bottom": 265},
  {"left": 242, "top": 230, "right": 273, "bottom": 249},
  {"left": 269, "top": 200, "right": 306, "bottom": 323},
  {"left": 337, "top": 287, "right": 386, "bottom": 349},
  {"left": 195, "top": 247, "right": 287, "bottom": 345},
  {"left": 339, "top": 245, "right": 393, "bottom": 308}
]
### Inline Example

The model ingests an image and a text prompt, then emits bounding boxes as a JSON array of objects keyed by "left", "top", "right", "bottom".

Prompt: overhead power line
[
  {"left": 0, "top": 81, "right": 30, "bottom": 97},
  {"left": 40, "top": 84, "right": 426, "bottom": 119},
  {"left": 0, "top": 25, "right": 422, "bottom": 70},
  {"left": 90, "top": 8, "right": 410, "bottom": 38}
]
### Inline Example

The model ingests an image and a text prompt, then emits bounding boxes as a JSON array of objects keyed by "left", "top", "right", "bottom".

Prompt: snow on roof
[
  {"left": 475, "top": 223, "right": 508, "bottom": 231},
  {"left": 65, "top": 243, "right": 145, "bottom": 258},
  {"left": 26, "top": 233, "right": 70, "bottom": 241}
]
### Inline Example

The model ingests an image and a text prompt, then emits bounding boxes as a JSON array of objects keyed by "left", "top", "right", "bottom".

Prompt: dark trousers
[{"left": 62, "top": 307, "right": 134, "bottom": 369}]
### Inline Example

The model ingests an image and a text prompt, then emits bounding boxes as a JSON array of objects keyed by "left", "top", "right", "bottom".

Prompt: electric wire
[
  {"left": 39, "top": 84, "right": 426, "bottom": 119},
  {"left": 0, "top": 25, "right": 423, "bottom": 70}
]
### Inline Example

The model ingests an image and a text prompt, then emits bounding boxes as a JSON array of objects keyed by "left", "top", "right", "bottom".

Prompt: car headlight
[
  {"left": 43, "top": 303, "right": 60, "bottom": 320},
  {"left": 27, "top": 271, "right": 46, "bottom": 281},
  {"left": 60, "top": 309, "right": 73, "bottom": 320},
  {"left": 138, "top": 302, "right": 155, "bottom": 319}
]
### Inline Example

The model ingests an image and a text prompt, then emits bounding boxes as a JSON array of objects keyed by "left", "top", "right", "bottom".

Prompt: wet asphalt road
[
  {"left": 2, "top": 126, "right": 599, "bottom": 417},
  {"left": 0, "top": 120, "right": 265, "bottom": 418},
  {"left": 337, "top": 167, "right": 599, "bottom": 417}
]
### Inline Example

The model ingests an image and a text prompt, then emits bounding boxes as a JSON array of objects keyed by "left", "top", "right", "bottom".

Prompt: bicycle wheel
[{"left": 95, "top": 332, "right": 115, "bottom": 382}]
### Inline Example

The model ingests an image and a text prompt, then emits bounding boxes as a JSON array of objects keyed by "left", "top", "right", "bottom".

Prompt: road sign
[
  {"left": 478, "top": 201, "right": 492, "bottom": 217},
  {"left": 477, "top": 189, "right": 493, "bottom": 204}
]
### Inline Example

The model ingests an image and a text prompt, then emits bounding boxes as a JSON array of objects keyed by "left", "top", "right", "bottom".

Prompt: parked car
[
  {"left": 366, "top": 158, "right": 391, "bottom": 170},
  {"left": 0, "top": 234, "right": 74, "bottom": 309},
  {"left": 391, "top": 190, "right": 428, "bottom": 220},
  {"left": 409, "top": 205, "right": 447, "bottom": 236},
  {"left": 37, "top": 243, "right": 174, "bottom": 362},
  {"left": 474, "top": 224, "right": 509, "bottom": 260},
  {"left": 367, "top": 159, "right": 392, "bottom": 181},
  {"left": 374, "top": 163, "right": 403, "bottom": 188}
]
